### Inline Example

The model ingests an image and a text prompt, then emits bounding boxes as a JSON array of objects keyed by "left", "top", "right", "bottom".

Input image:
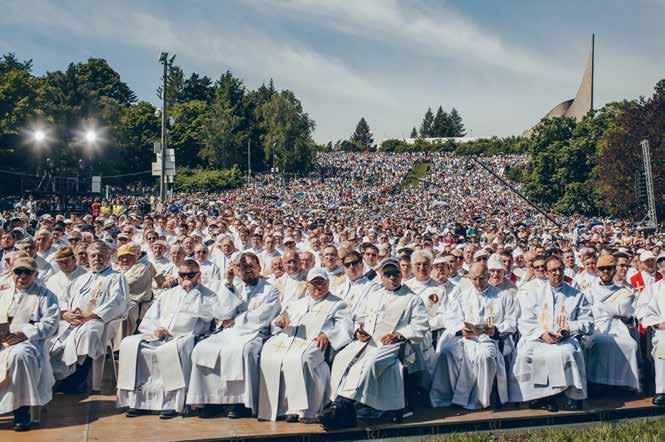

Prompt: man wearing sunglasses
[
  {"left": 334, "top": 250, "right": 378, "bottom": 323},
  {"left": 509, "top": 256, "right": 593, "bottom": 412},
  {"left": 583, "top": 255, "right": 639, "bottom": 394},
  {"left": 0, "top": 257, "right": 60, "bottom": 432},
  {"left": 14, "top": 238, "right": 54, "bottom": 283},
  {"left": 431, "top": 262, "right": 517, "bottom": 410},
  {"left": 118, "top": 259, "right": 217, "bottom": 419},
  {"left": 327, "top": 259, "right": 428, "bottom": 428},
  {"left": 50, "top": 241, "right": 129, "bottom": 393},
  {"left": 45, "top": 246, "right": 87, "bottom": 302}
]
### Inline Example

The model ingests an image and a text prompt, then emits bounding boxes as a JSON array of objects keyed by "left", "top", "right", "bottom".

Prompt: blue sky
[{"left": 2, "top": 0, "right": 664, "bottom": 143}]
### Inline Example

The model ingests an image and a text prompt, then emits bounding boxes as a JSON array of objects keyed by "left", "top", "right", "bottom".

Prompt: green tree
[
  {"left": 432, "top": 106, "right": 450, "bottom": 137},
  {"left": 156, "top": 64, "right": 184, "bottom": 105},
  {"left": 181, "top": 73, "right": 214, "bottom": 103},
  {"left": 410, "top": 126, "right": 418, "bottom": 138},
  {"left": 419, "top": 107, "right": 434, "bottom": 137},
  {"left": 259, "top": 90, "right": 316, "bottom": 173},
  {"left": 350, "top": 117, "right": 374, "bottom": 150},
  {"left": 169, "top": 100, "right": 208, "bottom": 168},
  {"left": 449, "top": 108, "right": 466, "bottom": 137}
]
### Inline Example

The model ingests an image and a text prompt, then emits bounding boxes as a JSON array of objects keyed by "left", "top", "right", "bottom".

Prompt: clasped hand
[{"left": 63, "top": 308, "right": 95, "bottom": 325}]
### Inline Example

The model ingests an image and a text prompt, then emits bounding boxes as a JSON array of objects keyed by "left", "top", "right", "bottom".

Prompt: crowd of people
[{"left": 0, "top": 151, "right": 663, "bottom": 432}]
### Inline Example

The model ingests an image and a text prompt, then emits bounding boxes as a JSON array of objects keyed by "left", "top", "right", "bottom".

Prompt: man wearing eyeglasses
[
  {"left": 258, "top": 267, "right": 351, "bottom": 423},
  {"left": 50, "top": 241, "right": 129, "bottom": 393},
  {"left": 45, "top": 246, "right": 87, "bottom": 302},
  {"left": 320, "top": 245, "right": 345, "bottom": 291},
  {"left": 430, "top": 262, "right": 516, "bottom": 410},
  {"left": 361, "top": 243, "right": 380, "bottom": 280},
  {"left": 334, "top": 251, "right": 378, "bottom": 323},
  {"left": 0, "top": 257, "right": 60, "bottom": 431},
  {"left": 327, "top": 259, "right": 428, "bottom": 427},
  {"left": 193, "top": 244, "right": 221, "bottom": 292},
  {"left": 118, "top": 259, "right": 217, "bottom": 419},
  {"left": 583, "top": 255, "right": 639, "bottom": 393},
  {"left": 509, "top": 255, "right": 593, "bottom": 412}
]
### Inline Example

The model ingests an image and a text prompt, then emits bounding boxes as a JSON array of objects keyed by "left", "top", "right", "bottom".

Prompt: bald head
[{"left": 468, "top": 262, "right": 489, "bottom": 291}]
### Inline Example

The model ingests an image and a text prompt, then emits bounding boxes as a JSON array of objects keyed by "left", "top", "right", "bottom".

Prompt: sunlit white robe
[
  {"left": 116, "top": 284, "right": 216, "bottom": 412},
  {"left": 641, "top": 280, "right": 665, "bottom": 394},
  {"left": 509, "top": 281, "right": 593, "bottom": 402},
  {"left": 187, "top": 279, "right": 281, "bottom": 413}
]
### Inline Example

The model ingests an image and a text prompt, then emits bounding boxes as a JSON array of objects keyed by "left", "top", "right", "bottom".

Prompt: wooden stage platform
[
  {"left": 2, "top": 388, "right": 664, "bottom": 442},
  {"left": 2, "top": 361, "right": 665, "bottom": 442}
]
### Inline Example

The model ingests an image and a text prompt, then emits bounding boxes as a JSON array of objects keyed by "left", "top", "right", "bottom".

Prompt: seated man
[
  {"left": 115, "top": 244, "right": 154, "bottom": 341},
  {"left": 509, "top": 256, "right": 593, "bottom": 412},
  {"left": 430, "top": 263, "right": 516, "bottom": 410},
  {"left": 258, "top": 268, "right": 352, "bottom": 423},
  {"left": 583, "top": 255, "right": 639, "bottom": 392},
  {"left": 187, "top": 252, "right": 281, "bottom": 419},
  {"left": 50, "top": 241, "right": 129, "bottom": 392},
  {"left": 117, "top": 259, "right": 217, "bottom": 418},
  {"left": 641, "top": 276, "right": 665, "bottom": 405},
  {"left": 0, "top": 257, "right": 60, "bottom": 432},
  {"left": 45, "top": 246, "right": 87, "bottom": 302},
  {"left": 325, "top": 259, "right": 428, "bottom": 429}
]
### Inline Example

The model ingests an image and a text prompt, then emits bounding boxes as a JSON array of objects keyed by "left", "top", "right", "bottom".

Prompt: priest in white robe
[
  {"left": 114, "top": 244, "right": 154, "bottom": 345},
  {"left": 327, "top": 259, "right": 428, "bottom": 426},
  {"left": 333, "top": 250, "right": 378, "bottom": 323},
  {"left": 0, "top": 257, "right": 60, "bottom": 432},
  {"left": 258, "top": 268, "right": 352, "bottom": 423},
  {"left": 194, "top": 244, "right": 221, "bottom": 292},
  {"left": 641, "top": 278, "right": 665, "bottom": 405},
  {"left": 117, "top": 259, "right": 217, "bottom": 418},
  {"left": 45, "top": 246, "right": 87, "bottom": 301},
  {"left": 430, "top": 263, "right": 516, "bottom": 409},
  {"left": 583, "top": 255, "right": 639, "bottom": 391},
  {"left": 50, "top": 241, "right": 129, "bottom": 391},
  {"left": 509, "top": 256, "right": 593, "bottom": 412},
  {"left": 274, "top": 250, "right": 308, "bottom": 310},
  {"left": 187, "top": 252, "right": 281, "bottom": 418}
]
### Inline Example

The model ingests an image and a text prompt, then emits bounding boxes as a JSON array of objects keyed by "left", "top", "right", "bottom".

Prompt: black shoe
[
  {"left": 284, "top": 414, "right": 299, "bottom": 423},
  {"left": 13, "top": 407, "right": 31, "bottom": 432},
  {"left": 301, "top": 416, "right": 319, "bottom": 424},
  {"left": 563, "top": 399, "right": 583, "bottom": 411},
  {"left": 543, "top": 401, "right": 559, "bottom": 412},
  {"left": 198, "top": 405, "right": 218, "bottom": 419},
  {"left": 125, "top": 408, "right": 148, "bottom": 417},
  {"left": 653, "top": 394, "right": 665, "bottom": 406},
  {"left": 227, "top": 404, "right": 252, "bottom": 419},
  {"left": 160, "top": 409, "right": 177, "bottom": 419}
]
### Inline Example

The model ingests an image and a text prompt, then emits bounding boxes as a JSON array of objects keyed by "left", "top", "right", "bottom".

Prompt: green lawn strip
[{"left": 402, "top": 162, "right": 433, "bottom": 189}]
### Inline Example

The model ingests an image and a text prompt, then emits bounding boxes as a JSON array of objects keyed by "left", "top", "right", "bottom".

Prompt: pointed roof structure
[{"left": 524, "top": 35, "right": 594, "bottom": 135}]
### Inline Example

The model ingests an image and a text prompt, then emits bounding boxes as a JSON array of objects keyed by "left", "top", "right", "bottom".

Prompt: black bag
[{"left": 318, "top": 397, "right": 356, "bottom": 431}]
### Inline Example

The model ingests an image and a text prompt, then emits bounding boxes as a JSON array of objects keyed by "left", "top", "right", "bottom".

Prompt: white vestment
[
  {"left": 0, "top": 283, "right": 60, "bottom": 414},
  {"left": 50, "top": 267, "right": 129, "bottom": 380},
  {"left": 45, "top": 266, "right": 87, "bottom": 302},
  {"left": 430, "top": 284, "right": 516, "bottom": 409},
  {"left": 187, "top": 279, "right": 281, "bottom": 413},
  {"left": 583, "top": 280, "right": 639, "bottom": 390},
  {"left": 116, "top": 284, "right": 216, "bottom": 412},
  {"left": 274, "top": 272, "right": 308, "bottom": 312},
  {"left": 258, "top": 293, "right": 352, "bottom": 421},
  {"left": 331, "top": 285, "right": 428, "bottom": 411},
  {"left": 509, "top": 282, "right": 593, "bottom": 402},
  {"left": 198, "top": 260, "right": 221, "bottom": 292},
  {"left": 333, "top": 276, "right": 378, "bottom": 323},
  {"left": 641, "top": 280, "right": 665, "bottom": 394}
]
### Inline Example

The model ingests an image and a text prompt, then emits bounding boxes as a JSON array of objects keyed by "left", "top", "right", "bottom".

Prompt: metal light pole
[
  {"left": 247, "top": 139, "right": 251, "bottom": 184},
  {"left": 159, "top": 52, "right": 168, "bottom": 203},
  {"left": 641, "top": 140, "right": 657, "bottom": 228}
]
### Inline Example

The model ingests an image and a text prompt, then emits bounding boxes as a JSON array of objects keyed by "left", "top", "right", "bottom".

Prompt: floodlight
[
  {"left": 85, "top": 130, "right": 97, "bottom": 144},
  {"left": 159, "top": 52, "right": 168, "bottom": 63},
  {"left": 33, "top": 130, "right": 46, "bottom": 143},
  {"left": 169, "top": 54, "right": 176, "bottom": 64}
]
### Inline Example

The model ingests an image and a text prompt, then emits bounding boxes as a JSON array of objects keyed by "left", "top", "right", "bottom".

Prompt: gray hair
[{"left": 411, "top": 249, "right": 434, "bottom": 265}]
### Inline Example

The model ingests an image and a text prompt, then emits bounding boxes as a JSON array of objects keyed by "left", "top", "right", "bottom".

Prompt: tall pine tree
[
  {"left": 410, "top": 126, "right": 418, "bottom": 138},
  {"left": 449, "top": 107, "right": 466, "bottom": 137},
  {"left": 419, "top": 108, "right": 434, "bottom": 137},
  {"left": 350, "top": 117, "right": 374, "bottom": 151},
  {"left": 432, "top": 106, "right": 450, "bottom": 137}
]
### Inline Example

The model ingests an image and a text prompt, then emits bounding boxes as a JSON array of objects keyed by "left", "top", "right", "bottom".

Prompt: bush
[{"left": 173, "top": 166, "right": 242, "bottom": 192}]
